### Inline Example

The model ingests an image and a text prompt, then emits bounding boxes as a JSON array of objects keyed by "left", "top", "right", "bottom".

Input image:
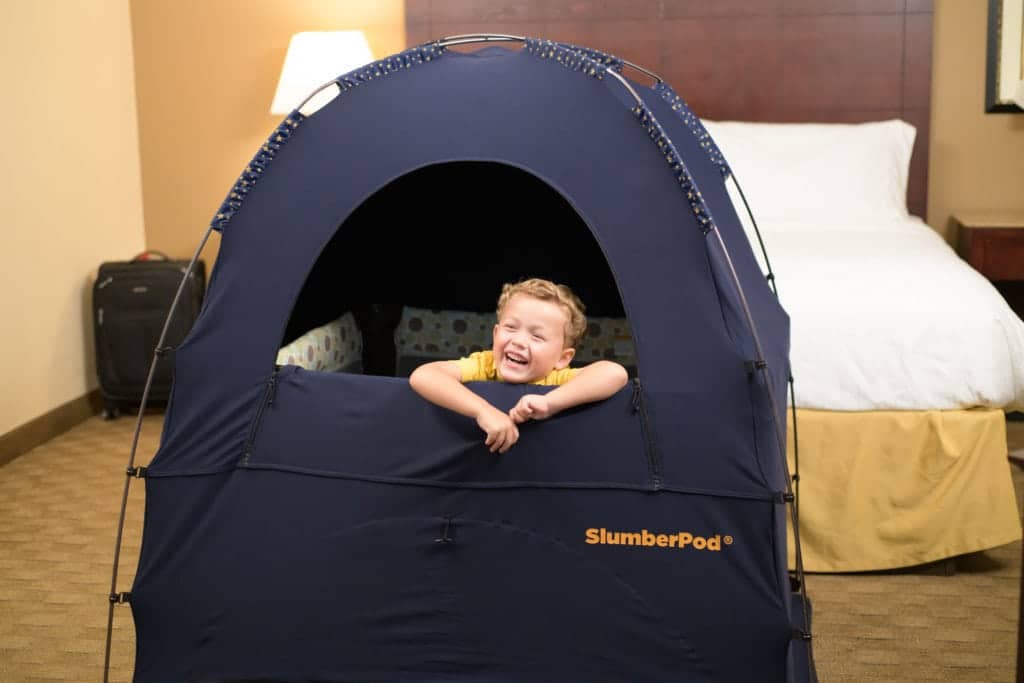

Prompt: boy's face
[{"left": 492, "top": 294, "right": 575, "bottom": 384}]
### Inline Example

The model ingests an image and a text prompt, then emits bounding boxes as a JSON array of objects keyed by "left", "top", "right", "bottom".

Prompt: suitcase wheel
[{"left": 102, "top": 401, "right": 121, "bottom": 420}]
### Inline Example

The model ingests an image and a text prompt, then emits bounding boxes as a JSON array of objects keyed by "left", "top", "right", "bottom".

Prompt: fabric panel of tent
[{"left": 104, "top": 36, "right": 816, "bottom": 683}]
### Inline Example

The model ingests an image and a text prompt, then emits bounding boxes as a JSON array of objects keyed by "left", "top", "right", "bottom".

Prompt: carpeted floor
[{"left": 1, "top": 416, "right": 1022, "bottom": 682}]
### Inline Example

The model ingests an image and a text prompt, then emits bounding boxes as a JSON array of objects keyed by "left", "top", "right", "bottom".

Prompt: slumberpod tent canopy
[{"left": 117, "top": 36, "right": 815, "bottom": 682}]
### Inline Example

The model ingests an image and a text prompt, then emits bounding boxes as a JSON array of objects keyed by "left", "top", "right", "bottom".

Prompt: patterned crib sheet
[
  {"left": 276, "top": 312, "right": 362, "bottom": 372},
  {"left": 396, "top": 308, "right": 493, "bottom": 360},
  {"left": 395, "top": 306, "right": 635, "bottom": 369},
  {"left": 576, "top": 317, "right": 635, "bottom": 367}
]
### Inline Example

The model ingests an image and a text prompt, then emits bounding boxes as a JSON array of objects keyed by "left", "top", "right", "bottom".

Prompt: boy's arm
[
  {"left": 509, "top": 360, "right": 628, "bottom": 423},
  {"left": 408, "top": 361, "right": 520, "bottom": 453}
]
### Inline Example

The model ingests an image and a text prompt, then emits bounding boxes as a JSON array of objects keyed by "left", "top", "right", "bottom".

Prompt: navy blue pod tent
[{"left": 127, "top": 38, "right": 815, "bottom": 682}]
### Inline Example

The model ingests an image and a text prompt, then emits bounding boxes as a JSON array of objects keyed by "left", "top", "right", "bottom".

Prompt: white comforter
[{"left": 753, "top": 218, "right": 1024, "bottom": 411}]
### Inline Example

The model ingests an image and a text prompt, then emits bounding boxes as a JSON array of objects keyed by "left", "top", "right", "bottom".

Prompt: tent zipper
[
  {"left": 631, "top": 378, "right": 662, "bottom": 490},
  {"left": 241, "top": 367, "right": 280, "bottom": 465}
]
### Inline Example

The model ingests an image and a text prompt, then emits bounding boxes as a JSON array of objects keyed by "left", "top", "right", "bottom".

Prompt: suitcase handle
[{"left": 132, "top": 250, "right": 170, "bottom": 262}]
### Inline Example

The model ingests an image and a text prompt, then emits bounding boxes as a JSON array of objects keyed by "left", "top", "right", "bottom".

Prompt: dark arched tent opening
[
  {"left": 118, "top": 38, "right": 815, "bottom": 682},
  {"left": 283, "top": 160, "right": 629, "bottom": 376}
]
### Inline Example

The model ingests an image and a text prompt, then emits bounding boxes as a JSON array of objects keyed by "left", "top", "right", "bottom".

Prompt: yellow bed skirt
[{"left": 786, "top": 408, "right": 1022, "bottom": 573}]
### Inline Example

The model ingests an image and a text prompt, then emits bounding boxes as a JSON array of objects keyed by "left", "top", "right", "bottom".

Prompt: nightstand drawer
[{"left": 959, "top": 228, "right": 1024, "bottom": 281}]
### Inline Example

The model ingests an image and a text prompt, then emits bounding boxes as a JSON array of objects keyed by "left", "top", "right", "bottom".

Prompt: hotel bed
[
  {"left": 766, "top": 216, "right": 1023, "bottom": 571},
  {"left": 707, "top": 118, "right": 1024, "bottom": 571}
]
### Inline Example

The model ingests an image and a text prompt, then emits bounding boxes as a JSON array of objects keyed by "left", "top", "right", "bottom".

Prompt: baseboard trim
[{"left": 0, "top": 390, "right": 102, "bottom": 467}]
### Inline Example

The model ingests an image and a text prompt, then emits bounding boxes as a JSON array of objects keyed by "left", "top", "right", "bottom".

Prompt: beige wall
[
  {"left": 0, "top": 1, "right": 145, "bottom": 436},
  {"left": 130, "top": 1, "right": 406, "bottom": 261},
  {"left": 929, "top": 0, "right": 1024, "bottom": 239}
]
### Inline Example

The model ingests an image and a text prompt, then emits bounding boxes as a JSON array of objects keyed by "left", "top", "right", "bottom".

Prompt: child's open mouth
[{"left": 504, "top": 353, "right": 528, "bottom": 366}]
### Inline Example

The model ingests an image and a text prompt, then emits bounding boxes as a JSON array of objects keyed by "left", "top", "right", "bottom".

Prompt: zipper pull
[
  {"left": 630, "top": 377, "right": 642, "bottom": 413},
  {"left": 744, "top": 359, "right": 767, "bottom": 380},
  {"left": 266, "top": 369, "right": 279, "bottom": 407}
]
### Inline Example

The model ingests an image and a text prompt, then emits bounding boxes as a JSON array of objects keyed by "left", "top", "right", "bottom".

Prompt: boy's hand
[
  {"left": 476, "top": 405, "right": 520, "bottom": 453},
  {"left": 509, "top": 394, "right": 555, "bottom": 424}
]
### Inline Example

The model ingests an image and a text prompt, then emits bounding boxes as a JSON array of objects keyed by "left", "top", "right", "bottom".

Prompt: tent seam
[{"left": 143, "top": 463, "right": 777, "bottom": 502}]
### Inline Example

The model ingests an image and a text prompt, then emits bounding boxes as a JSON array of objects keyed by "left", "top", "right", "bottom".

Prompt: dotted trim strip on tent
[
  {"left": 551, "top": 41, "right": 625, "bottom": 74},
  {"left": 652, "top": 82, "right": 731, "bottom": 178},
  {"left": 211, "top": 43, "right": 449, "bottom": 233},
  {"left": 524, "top": 38, "right": 623, "bottom": 79},
  {"left": 334, "top": 42, "right": 447, "bottom": 93},
  {"left": 632, "top": 104, "right": 714, "bottom": 234},
  {"left": 212, "top": 116, "right": 304, "bottom": 232}
]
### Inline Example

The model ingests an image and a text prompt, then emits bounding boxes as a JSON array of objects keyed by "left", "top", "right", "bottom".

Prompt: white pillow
[{"left": 700, "top": 119, "right": 916, "bottom": 224}]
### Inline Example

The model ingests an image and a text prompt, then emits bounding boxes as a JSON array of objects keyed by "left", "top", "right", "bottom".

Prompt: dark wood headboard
[{"left": 407, "top": 0, "right": 933, "bottom": 219}]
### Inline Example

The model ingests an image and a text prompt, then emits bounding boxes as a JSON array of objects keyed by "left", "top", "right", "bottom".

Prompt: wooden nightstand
[{"left": 955, "top": 211, "right": 1024, "bottom": 319}]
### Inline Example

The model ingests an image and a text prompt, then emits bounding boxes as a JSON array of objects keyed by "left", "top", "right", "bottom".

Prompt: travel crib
[{"left": 110, "top": 36, "right": 815, "bottom": 683}]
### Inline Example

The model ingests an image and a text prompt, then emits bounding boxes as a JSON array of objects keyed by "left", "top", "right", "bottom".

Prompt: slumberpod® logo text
[{"left": 585, "top": 528, "right": 733, "bottom": 551}]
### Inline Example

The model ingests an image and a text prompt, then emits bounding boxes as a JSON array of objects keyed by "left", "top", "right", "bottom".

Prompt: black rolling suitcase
[{"left": 93, "top": 251, "right": 206, "bottom": 418}]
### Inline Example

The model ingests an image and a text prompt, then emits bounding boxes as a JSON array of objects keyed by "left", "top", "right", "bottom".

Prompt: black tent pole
[
  {"left": 728, "top": 176, "right": 802, "bottom": 533},
  {"left": 707, "top": 224, "right": 816, "bottom": 675},
  {"left": 102, "top": 226, "right": 215, "bottom": 683}
]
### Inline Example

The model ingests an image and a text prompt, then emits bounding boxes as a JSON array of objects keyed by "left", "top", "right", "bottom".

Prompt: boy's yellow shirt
[{"left": 455, "top": 350, "right": 579, "bottom": 386}]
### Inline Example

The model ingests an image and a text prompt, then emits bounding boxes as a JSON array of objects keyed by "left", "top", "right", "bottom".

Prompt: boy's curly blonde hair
[{"left": 496, "top": 278, "right": 587, "bottom": 349}]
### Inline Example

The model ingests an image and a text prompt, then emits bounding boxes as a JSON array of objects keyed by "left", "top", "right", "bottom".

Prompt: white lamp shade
[{"left": 270, "top": 31, "right": 374, "bottom": 115}]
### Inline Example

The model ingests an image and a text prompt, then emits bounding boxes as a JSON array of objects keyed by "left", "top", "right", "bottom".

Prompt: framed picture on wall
[{"left": 986, "top": 0, "right": 1024, "bottom": 112}]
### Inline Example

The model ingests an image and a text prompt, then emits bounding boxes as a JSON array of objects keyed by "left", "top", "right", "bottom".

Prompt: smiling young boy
[{"left": 409, "top": 278, "right": 628, "bottom": 453}]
